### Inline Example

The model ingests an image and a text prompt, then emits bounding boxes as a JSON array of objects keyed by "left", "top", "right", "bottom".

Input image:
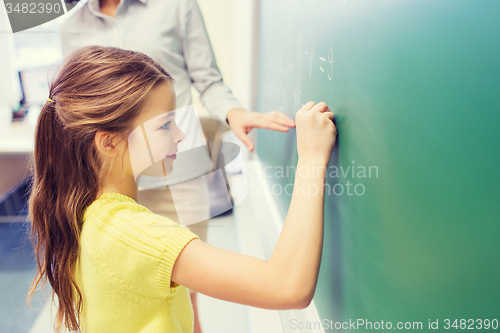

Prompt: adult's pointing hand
[{"left": 226, "top": 108, "right": 296, "bottom": 152}]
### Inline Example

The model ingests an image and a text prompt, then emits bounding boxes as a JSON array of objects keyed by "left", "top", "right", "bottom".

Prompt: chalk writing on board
[
  {"left": 309, "top": 46, "right": 315, "bottom": 79},
  {"left": 294, "top": 41, "right": 341, "bottom": 113},
  {"left": 307, "top": 46, "right": 334, "bottom": 81},
  {"left": 319, "top": 56, "right": 326, "bottom": 73},
  {"left": 328, "top": 47, "right": 333, "bottom": 80}
]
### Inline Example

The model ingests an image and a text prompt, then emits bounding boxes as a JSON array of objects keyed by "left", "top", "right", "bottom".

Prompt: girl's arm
[{"left": 172, "top": 102, "right": 336, "bottom": 310}]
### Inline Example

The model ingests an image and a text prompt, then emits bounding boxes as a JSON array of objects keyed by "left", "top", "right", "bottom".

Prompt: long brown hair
[{"left": 27, "top": 46, "right": 173, "bottom": 332}]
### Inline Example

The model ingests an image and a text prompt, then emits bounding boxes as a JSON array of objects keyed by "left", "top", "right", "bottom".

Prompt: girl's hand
[{"left": 295, "top": 102, "right": 337, "bottom": 166}]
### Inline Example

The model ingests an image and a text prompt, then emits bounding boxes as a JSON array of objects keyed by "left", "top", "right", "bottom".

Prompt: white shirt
[{"left": 60, "top": 0, "right": 243, "bottom": 186}]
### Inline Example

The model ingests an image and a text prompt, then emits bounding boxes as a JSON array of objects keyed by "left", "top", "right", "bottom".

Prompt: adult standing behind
[{"left": 60, "top": 0, "right": 295, "bottom": 332}]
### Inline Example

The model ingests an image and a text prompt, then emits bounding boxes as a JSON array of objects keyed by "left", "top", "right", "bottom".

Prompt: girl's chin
[
  {"left": 163, "top": 164, "right": 174, "bottom": 177},
  {"left": 137, "top": 158, "right": 174, "bottom": 178}
]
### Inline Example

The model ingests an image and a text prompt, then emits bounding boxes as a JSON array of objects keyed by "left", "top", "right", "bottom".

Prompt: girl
[{"left": 27, "top": 46, "right": 337, "bottom": 333}]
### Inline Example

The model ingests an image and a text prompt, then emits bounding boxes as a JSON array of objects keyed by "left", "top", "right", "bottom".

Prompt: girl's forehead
[{"left": 139, "top": 82, "right": 176, "bottom": 120}]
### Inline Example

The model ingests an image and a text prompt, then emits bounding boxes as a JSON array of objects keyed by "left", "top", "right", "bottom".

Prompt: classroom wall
[{"left": 0, "top": 7, "right": 22, "bottom": 110}]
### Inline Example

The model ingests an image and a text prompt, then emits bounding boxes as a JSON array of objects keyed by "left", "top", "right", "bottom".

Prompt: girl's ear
[{"left": 95, "top": 131, "right": 118, "bottom": 157}]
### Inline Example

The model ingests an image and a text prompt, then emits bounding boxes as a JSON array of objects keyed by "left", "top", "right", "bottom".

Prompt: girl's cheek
[
  {"left": 147, "top": 131, "right": 171, "bottom": 162},
  {"left": 154, "top": 130, "right": 171, "bottom": 145}
]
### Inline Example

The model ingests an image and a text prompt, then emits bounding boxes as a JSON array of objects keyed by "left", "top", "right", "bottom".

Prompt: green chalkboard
[{"left": 257, "top": 0, "right": 500, "bottom": 330}]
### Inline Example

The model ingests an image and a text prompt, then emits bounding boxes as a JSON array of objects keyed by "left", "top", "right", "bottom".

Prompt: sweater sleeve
[{"left": 85, "top": 207, "right": 199, "bottom": 298}]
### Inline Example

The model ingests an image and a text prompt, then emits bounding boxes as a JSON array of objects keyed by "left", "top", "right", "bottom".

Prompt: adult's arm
[{"left": 179, "top": 0, "right": 243, "bottom": 125}]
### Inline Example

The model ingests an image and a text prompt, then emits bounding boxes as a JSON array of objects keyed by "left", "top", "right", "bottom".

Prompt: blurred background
[
  {"left": 2, "top": 1, "right": 500, "bottom": 333},
  {"left": 0, "top": 0, "right": 263, "bottom": 332}
]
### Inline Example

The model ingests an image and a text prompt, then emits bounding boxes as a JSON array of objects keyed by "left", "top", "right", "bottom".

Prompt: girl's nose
[{"left": 175, "top": 127, "right": 185, "bottom": 145}]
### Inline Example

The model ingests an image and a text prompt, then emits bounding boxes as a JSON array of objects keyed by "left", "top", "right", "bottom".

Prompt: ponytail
[
  {"left": 26, "top": 46, "right": 173, "bottom": 333},
  {"left": 27, "top": 99, "right": 89, "bottom": 332}
]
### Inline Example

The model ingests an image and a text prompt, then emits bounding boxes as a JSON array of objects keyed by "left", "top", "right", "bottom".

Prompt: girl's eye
[{"left": 160, "top": 121, "right": 171, "bottom": 130}]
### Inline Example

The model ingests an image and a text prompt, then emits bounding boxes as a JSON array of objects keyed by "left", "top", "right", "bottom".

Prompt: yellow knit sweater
[{"left": 72, "top": 192, "right": 199, "bottom": 333}]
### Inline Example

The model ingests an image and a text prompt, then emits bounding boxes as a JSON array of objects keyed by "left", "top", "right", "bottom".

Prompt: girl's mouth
[
  {"left": 166, "top": 150, "right": 178, "bottom": 159},
  {"left": 166, "top": 154, "right": 177, "bottom": 160}
]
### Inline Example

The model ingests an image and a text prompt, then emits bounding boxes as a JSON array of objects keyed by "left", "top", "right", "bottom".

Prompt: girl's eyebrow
[
  {"left": 164, "top": 111, "right": 176, "bottom": 119},
  {"left": 152, "top": 111, "right": 176, "bottom": 123}
]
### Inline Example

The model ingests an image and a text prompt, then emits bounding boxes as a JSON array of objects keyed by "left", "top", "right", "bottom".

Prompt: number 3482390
[
  {"left": 444, "top": 319, "right": 498, "bottom": 330},
  {"left": 5, "top": 2, "right": 62, "bottom": 14}
]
